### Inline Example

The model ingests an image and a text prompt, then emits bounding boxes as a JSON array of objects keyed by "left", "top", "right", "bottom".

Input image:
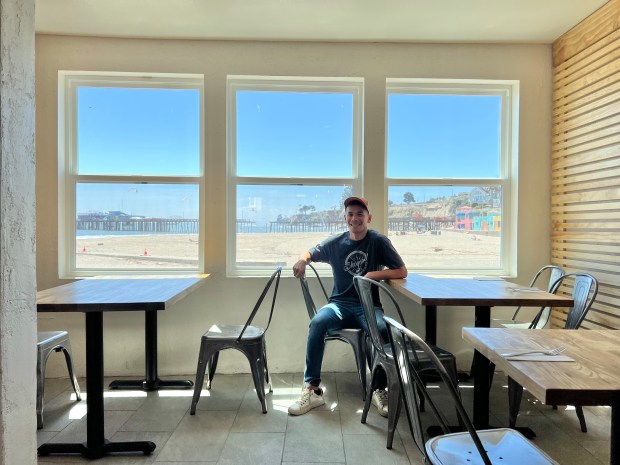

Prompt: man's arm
[
  {"left": 364, "top": 265, "right": 407, "bottom": 281},
  {"left": 293, "top": 251, "right": 312, "bottom": 279}
]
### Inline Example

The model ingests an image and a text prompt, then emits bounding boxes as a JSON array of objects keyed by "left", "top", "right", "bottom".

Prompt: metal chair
[
  {"left": 487, "top": 265, "right": 565, "bottom": 386},
  {"left": 353, "top": 276, "right": 459, "bottom": 449},
  {"left": 190, "top": 267, "right": 281, "bottom": 414},
  {"left": 495, "top": 265, "right": 565, "bottom": 329},
  {"left": 508, "top": 272, "right": 599, "bottom": 433},
  {"left": 300, "top": 263, "right": 368, "bottom": 400},
  {"left": 37, "top": 331, "right": 82, "bottom": 429},
  {"left": 384, "top": 316, "right": 559, "bottom": 465}
]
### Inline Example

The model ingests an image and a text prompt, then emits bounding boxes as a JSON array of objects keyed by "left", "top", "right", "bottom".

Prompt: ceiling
[{"left": 36, "top": 0, "right": 609, "bottom": 44}]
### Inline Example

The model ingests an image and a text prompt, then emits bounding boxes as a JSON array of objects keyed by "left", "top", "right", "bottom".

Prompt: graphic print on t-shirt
[{"left": 344, "top": 250, "right": 368, "bottom": 276}]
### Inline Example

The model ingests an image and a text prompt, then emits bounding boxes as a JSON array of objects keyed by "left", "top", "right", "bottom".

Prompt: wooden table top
[
  {"left": 389, "top": 274, "right": 574, "bottom": 308},
  {"left": 37, "top": 275, "right": 209, "bottom": 312},
  {"left": 463, "top": 328, "right": 620, "bottom": 406}
]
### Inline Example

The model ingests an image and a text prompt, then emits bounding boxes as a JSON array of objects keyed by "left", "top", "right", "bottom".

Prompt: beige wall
[{"left": 36, "top": 36, "right": 553, "bottom": 376}]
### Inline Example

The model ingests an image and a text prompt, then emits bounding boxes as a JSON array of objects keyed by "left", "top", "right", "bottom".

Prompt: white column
[{"left": 0, "top": 0, "right": 37, "bottom": 462}]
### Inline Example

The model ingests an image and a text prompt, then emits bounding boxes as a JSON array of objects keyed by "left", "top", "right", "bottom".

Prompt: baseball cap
[{"left": 344, "top": 196, "right": 369, "bottom": 211}]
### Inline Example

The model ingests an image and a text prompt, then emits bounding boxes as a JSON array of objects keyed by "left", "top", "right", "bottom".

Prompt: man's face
[{"left": 344, "top": 204, "right": 371, "bottom": 234}]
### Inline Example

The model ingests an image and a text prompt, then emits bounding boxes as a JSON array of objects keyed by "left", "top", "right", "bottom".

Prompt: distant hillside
[
  {"left": 389, "top": 192, "right": 470, "bottom": 220},
  {"left": 286, "top": 192, "right": 473, "bottom": 223}
]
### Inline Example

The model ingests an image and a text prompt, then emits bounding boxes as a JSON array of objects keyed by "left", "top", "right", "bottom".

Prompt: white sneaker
[
  {"left": 288, "top": 388, "right": 325, "bottom": 415},
  {"left": 372, "top": 389, "right": 389, "bottom": 417}
]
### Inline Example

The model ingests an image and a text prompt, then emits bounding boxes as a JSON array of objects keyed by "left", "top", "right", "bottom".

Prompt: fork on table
[{"left": 501, "top": 347, "right": 566, "bottom": 357}]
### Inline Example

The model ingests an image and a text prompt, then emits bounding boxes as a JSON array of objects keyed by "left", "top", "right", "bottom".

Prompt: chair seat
[
  {"left": 37, "top": 330, "right": 70, "bottom": 349},
  {"left": 426, "top": 427, "right": 558, "bottom": 465},
  {"left": 383, "top": 342, "right": 454, "bottom": 362},
  {"left": 500, "top": 321, "right": 532, "bottom": 329},
  {"left": 326, "top": 328, "right": 360, "bottom": 337},
  {"left": 203, "top": 324, "right": 265, "bottom": 340}
]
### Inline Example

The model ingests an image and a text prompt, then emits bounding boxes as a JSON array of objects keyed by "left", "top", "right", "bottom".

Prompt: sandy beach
[{"left": 76, "top": 229, "right": 500, "bottom": 270}]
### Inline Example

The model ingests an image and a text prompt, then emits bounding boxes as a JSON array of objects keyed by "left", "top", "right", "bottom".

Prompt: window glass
[
  {"left": 236, "top": 91, "right": 353, "bottom": 178},
  {"left": 388, "top": 185, "right": 502, "bottom": 270},
  {"left": 235, "top": 184, "right": 349, "bottom": 268},
  {"left": 59, "top": 72, "right": 204, "bottom": 277},
  {"left": 386, "top": 80, "right": 515, "bottom": 274},
  {"left": 77, "top": 87, "right": 200, "bottom": 176},
  {"left": 228, "top": 77, "right": 363, "bottom": 275},
  {"left": 387, "top": 94, "right": 501, "bottom": 179},
  {"left": 76, "top": 183, "right": 199, "bottom": 270}
]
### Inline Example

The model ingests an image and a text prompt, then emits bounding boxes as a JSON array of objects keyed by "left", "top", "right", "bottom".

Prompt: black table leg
[
  {"left": 475, "top": 305, "right": 491, "bottom": 328},
  {"left": 472, "top": 348, "right": 491, "bottom": 430},
  {"left": 425, "top": 305, "right": 437, "bottom": 345},
  {"left": 109, "top": 310, "right": 193, "bottom": 391},
  {"left": 471, "top": 306, "right": 492, "bottom": 429},
  {"left": 38, "top": 312, "right": 156, "bottom": 458},
  {"left": 468, "top": 306, "right": 492, "bottom": 377}
]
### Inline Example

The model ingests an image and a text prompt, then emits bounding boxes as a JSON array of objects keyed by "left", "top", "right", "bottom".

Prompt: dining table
[
  {"left": 463, "top": 327, "right": 620, "bottom": 465},
  {"left": 36, "top": 275, "right": 208, "bottom": 459},
  {"left": 389, "top": 274, "right": 575, "bottom": 345}
]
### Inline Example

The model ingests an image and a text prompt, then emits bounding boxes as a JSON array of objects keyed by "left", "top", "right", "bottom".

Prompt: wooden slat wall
[{"left": 551, "top": 0, "right": 620, "bottom": 329}]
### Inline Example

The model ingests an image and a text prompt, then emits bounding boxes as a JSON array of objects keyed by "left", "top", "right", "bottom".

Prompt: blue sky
[{"left": 76, "top": 86, "right": 501, "bottom": 220}]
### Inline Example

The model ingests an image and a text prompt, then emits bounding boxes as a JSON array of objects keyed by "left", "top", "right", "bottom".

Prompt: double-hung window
[
  {"left": 227, "top": 76, "right": 364, "bottom": 276},
  {"left": 385, "top": 79, "right": 518, "bottom": 275},
  {"left": 58, "top": 71, "right": 204, "bottom": 277}
]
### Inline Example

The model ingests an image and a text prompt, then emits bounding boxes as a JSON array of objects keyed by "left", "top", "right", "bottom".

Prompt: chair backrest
[
  {"left": 353, "top": 276, "right": 407, "bottom": 358},
  {"left": 512, "top": 265, "right": 565, "bottom": 327},
  {"left": 237, "top": 266, "right": 282, "bottom": 341},
  {"left": 383, "top": 315, "right": 493, "bottom": 465},
  {"left": 299, "top": 263, "right": 329, "bottom": 320},
  {"left": 548, "top": 272, "right": 598, "bottom": 330}
]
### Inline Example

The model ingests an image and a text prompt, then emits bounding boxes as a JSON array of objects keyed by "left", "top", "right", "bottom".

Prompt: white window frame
[
  {"left": 385, "top": 78, "right": 519, "bottom": 276},
  {"left": 227, "top": 76, "right": 364, "bottom": 277},
  {"left": 58, "top": 71, "right": 205, "bottom": 278}
]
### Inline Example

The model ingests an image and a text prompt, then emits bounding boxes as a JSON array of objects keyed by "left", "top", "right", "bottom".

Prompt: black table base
[
  {"left": 110, "top": 378, "right": 193, "bottom": 390},
  {"left": 109, "top": 311, "right": 193, "bottom": 391},
  {"left": 37, "top": 313, "right": 159, "bottom": 459},
  {"left": 38, "top": 439, "right": 155, "bottom": 459}
]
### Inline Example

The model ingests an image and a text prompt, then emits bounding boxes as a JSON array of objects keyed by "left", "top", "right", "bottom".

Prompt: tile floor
[{"left": 37, "top": 371, "right": 611, "bottom": 464}]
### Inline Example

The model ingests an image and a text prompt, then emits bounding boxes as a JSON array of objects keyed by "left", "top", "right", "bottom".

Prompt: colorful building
[{"left": 455, "top": 206, "right": 501, "bottom": 232}]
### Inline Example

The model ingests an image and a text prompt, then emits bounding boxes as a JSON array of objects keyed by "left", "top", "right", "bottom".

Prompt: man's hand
[
  {"left": 364, "top": 265, "right": 408, "bottom": 282},
  {"left": 293, "top": 259, "right": 308, "bottom": 279}
]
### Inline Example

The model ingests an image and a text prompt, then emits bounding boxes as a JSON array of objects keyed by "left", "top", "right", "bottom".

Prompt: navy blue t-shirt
[{"left": 309, "top": 230, "right": 404, "bottom": 306}]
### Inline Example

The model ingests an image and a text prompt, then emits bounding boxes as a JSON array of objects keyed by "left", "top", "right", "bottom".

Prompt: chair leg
[
  {"left": 247, "top": 345, "right": 268, "bottom": 414},
  {"left": 263, "top": 345, "right": 272, "bottom": 393},
  {"left": 206, "top": 351, "right": 220, "bottom": 390},
  {"left": 418, "top": 383, "right": 426, "bottom": 412},
  {"left": 489, "top": 362, "right": 496, "bottom": 389},
  {"left": 386, "top": 374, "right": 401, "bottom": 450},
  {"left": 361, "top": 364, "right": 378, "bottom": 424},
  {"left": 508, "top": 376, "right": 524, "bottom": 428},
  {"left": 446, "top": 358, "right": 464, "bottom": 430},
  {"left": 36, "top": 351, "right": 46, "bottom": 429},
  {"left": 575, "top": 405, "right": 588, "bottom": 432},
  {"left": 353, "top": 334, "right": 367, "bottom": 401},
  {"left": 60, "top": 346, "right": 81, "bottom": 400},
  {"left": 190, "top": 340, "right": 210, "bottom": 415}
]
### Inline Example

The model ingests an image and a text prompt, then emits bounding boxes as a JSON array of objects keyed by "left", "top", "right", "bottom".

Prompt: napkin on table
[{"left": 502, "top": 354, "right": 574, "bottom": 362}]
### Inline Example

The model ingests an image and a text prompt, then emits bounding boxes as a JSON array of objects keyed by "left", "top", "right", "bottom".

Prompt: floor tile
[
  {"left": 155, "top": 410, "right": 236, "bottom": 462},
  {"left": 217, "top": 432, "right": 285, "bottom": 465},
  {"left": 283, "top": 410, "right": 345, "bottom": 463},
  {"left": 36, "top": 370, "right": 611, "bottom": 465}
]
